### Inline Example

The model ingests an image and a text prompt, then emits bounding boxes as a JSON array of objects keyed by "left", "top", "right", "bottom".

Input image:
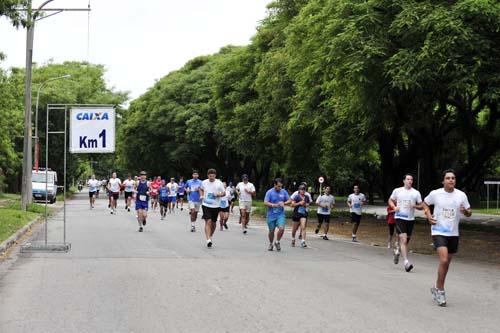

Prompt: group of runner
[{"left": 87, "top": 168, "right": 470, "bottom": 307}]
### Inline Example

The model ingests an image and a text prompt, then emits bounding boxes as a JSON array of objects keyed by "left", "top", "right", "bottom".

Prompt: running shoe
[
  {"left": 387, "top": 242, "right": 391, "bottom": 249},
  {"left": 139, "top": 227, "right": 143, "bottom": 232},
  {"left": 431, "top": 286, "right": 437, "bottom": 302},
  {"left": 143, "top": 219, "right": 146, "bottom": 226},
  {"left": 393, "top": 248, "right": 400, "bottom": 265},
  {"left": 243, "top": 229, "right": 247, "bottom": 234},
  {"left": 322, "top": 235, "right": 329, "bottom": 240},
  {"left": 352, "top": 236, "right": 358, "bottom": 242},
  {"left": 274, "top": 241, "right": 281, "bottom": 252},
  {"left": 127, "top": 208, "right": 130, "bottom": 212},
  {"left": 434, "top": 288, "right": 446, "bottom": 307},
  {"left": 404, "top": 262, "right": 414, "bottom": 272},
  {"left": 223, "top": 222, "right": 228, "bottom": 230},
  {"left": 268, "top": 243, "right": 273, "bottom": 251},
  {"left": 207, "top": 240, "right": 212, "bottom": 248},
  {"left": 291, "top": 239, "right": 296, "bottom": 247},
  {"left": 191, "top": 226, "right": 196, "bottom": 232},
  {"left": 110, "top": 210, "right": 113, "bottom": 215},
  {"left": 301, "top": 240, "right": 307, "bottom": 248}
]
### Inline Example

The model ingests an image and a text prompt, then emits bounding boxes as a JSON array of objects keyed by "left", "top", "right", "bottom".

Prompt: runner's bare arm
[{"left": 422, "top": 202, "right": 436, "bottom": 224}]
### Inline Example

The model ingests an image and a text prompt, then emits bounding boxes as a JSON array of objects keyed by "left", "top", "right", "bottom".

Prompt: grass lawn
[
  {"left": 472, "top": 208, "right": 500, "bottom": 215},
  {"left": 0, "top": 193, "right": 52, "bottom": 244}
]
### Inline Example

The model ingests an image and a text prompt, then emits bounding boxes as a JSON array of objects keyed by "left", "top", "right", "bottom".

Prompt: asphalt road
[{"left": 0, "top": 193, "right": 499, "bottom": 332}]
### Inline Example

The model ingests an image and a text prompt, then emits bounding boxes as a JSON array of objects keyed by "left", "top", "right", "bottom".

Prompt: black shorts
[
  {"left": 317, "top": 213, "right": 330, "bottom": 224},
  {"left": 159, "top": 200, "right": 169, "bottom": 207},
  {"left": 124, "top": 191, "right": 133, "bottom": 199},
  {"left": 111, "top": 192, "right": 119, "bottom": 200},
  {"left": 220, "top": 206, "right": 230, "bottom": 213},
  {"left": 395, "top": 219, "right": 414, "bottom": 237},
  {"left": 292, "top": 212, "right": 308, "bottom": 222},
  {"left": 202, "top": 206, "right": 220, "bottom": 222},
  {"left": 89, "top": 191, "right": 96, "bottom": 198},
  {"left": 177, "top": 193, "right": 184, "bottom": 199},
  {"left": 388, "top": 223, "right": 395, "bottom": 236},
  {"left": 350, "top": 212, "right": 361, "bottom": 224},
  {"left": 432, "top": 235, "right": 459, "bottom": 254}
]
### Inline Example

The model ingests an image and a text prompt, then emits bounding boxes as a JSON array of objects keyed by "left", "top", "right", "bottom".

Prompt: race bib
[
  {"left": 220, "top": 200, "right": 228, "bottom": 208},
  {"left": 321, "top": 207, "right": 329, "bottom": 213},
  {"left": 139, "top": 195, "right": 147, "bottom": 201},
  {"left": 353, "top": 203, "right": 361, "bottom": 209},
  {"left": 298, "top": 206, "right": 306, "bottom": 214},
  {"left": 442, "top": 208, "right": 456, "bottom": 219},
  {"left": 204, "top": 193, "right": 216, "bottom": 204}
]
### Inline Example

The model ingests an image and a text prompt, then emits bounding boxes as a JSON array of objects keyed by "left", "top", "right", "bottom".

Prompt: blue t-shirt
[
  {"left": 264, "top": 188, "right": 289, "bottom": 219},
  {"left": 159, "top": 186, "right": 169, "bottom": 200},
  {"left": 291, "top": 193, "right": 310, "bottom": 214},
  {"left": 178, "top": 181, "right": 185, "bottom": 195},
  {"left": 186, "top": 179, "right": 202, "bottom": 202}
]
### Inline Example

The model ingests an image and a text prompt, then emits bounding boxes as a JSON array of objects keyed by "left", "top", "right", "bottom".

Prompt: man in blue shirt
[
  {"left": 264, "top": 178, "right": 291, "bottom": 251},
  {"left": 185, "top": 170, "right": 203, "bottom": 232},
  {"left": 177, "top": 176, "right": 186, "bottom": 211}
]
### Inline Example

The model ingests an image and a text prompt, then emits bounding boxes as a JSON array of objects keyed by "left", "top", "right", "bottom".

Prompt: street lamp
[{"left": 34, "top": 74, "right": 71, "bottom": 171}]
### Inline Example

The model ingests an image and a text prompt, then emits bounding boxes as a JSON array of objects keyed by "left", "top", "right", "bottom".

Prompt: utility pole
[{"left": 19, "top": 1, "right": 90, "bottom": 211}]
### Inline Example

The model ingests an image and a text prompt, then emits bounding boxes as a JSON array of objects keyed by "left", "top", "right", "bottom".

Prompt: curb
[{"left": 0, "top": 216, "right": 42, "bottom": 256}]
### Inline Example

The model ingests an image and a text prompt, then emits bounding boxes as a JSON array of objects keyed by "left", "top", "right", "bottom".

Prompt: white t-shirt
[
  {"left": 108, "top": 178, "right": 122, "bottom": 193},
  {"left": 424, "top": 188, "right": 470, "bottom": 237},
  {"left": 236, "top": 182, "right": 255, "bottom": 202},
  {"left": 389, "top": 187, "right": 422, "bottom": 221},
  {"left": 316, "top": 194, "right": 335, "bottom": 215},
  {"left": 348, "top": 193, "right": 366, "bottom": 215},
  {"left": 167, "top": 182, "right": 178, "bottom": 197},
  {"left": 201, "top": 179, "right": 225, "bottom": 208},
  {"left": 220, "top": 188, "right": 232, "bottom": 209},
  {"left": 87, "top": 179, "right": 99, "bottom": 192},
  {"left": 123, "top": 179, "right": 134, "bottom": 192}
]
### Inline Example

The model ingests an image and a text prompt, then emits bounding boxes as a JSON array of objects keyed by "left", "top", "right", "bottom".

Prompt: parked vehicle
[{"left": 32, "top": 169, "right": 58, "bottom": 204}]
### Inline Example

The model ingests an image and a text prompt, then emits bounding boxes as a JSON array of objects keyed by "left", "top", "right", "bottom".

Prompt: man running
[
  {"left": 149, "top": 176, "right": 161, "bottom": 211},
  {"left": 107, "top": 172, "right": 122, "bottom": 214},
  {"left": 123, "top": 174, "right": 135, "bottom": 212},
  {"left": 135, "top": 171, "right": 150, "bottom": 232},
  {"left": 159, "top": 179, "right": 169, "bottom": 220},
  {"left": 167, "top": 177, "right": 178, "bottom": 213},
  {"left": 347, "top": 185, "right": 366, "bottom": 242},
  {"left": 228, "top": 182, "right": 236, "bottom": 213},
  {"left": 87, "top": 174, "right": 99, "bottom": 209},
  {"left": 315, "top": 185, "right": 335, "bottom": 240},
  {"left": 96, "top": 179, "right": 101, "bottom": 198},
  {"left": 236, "top": 174, "right": 256, "bottom": 234},
  {"left": 424, "top": 169, "right": 471, "bottom": 307},
  {"left": 264, "top": 178, "right": 291, "bottom": 251},
  {"left": 186, "top": 171, "right": 202, "bottom": 232},
  {"left": 177, "top": 176, "right": 186, "bottom": 210},
  {"left": 219, "top": 181, "right": 231, "bottom": 231},
  {"left": 291, "top": 184, "right": 311, "bottom": 248},
  {"left": 200, "top": 169, "right": 225, "bottom": 248},
  {"left": 389, "top": 174, "right": 423, "bottom": 272}
]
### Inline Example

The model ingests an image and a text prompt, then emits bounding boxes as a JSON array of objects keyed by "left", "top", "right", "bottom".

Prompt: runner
[
  {"left": 96, "top": 179, "right": 101, "bottom": 198},
  {"left": 424, "top": 169, "right": 471, "bottom": 307},
  {"left": 291, "top": 184, "right": 311, "bottom": 248},
  {"left": 200, "top": 169, "right": 225, "bottom": 248},
  {"left": 185, "top": 170, "right": 202, "bottom": 232},
  {"left": 159, "top": 179, "right": 169, "bottom": 220},
  {"left": 386, "top": 205, "right": 396, "bottom": 248},
  {"left": 388, "top": 174, "right": 423, "bottom": 272},
  {"left": 135, "top": 171, "right": 150, "bottom": 232},
  {"left": 107, "top": 172, "right": 122, "bottom": 214},
  {"left": 264, "top": 178, "right": 291, "bottom": 251},
  {"left": 149, "top": 176, "right": 161, "bottom": 211},
  {"left": 167, "top": 177, "right": 178, "bottom": 213},
  {"left": 347, "top": 185, "right": 366, "bottom": 242},
  {"left": 219, "top": 181, "right": 231, "bottom": 231},
  {"left": 123, "top": 174, "right": 135, "bottom": 212},
  {"left": 176, "top": 176, "right": 186, "bottom": 211},
  {"left": 228, "top": 182, "right": 236, "bottom": 213},
  {"left": 236, "top": 174, "right": 256, "bottom": 234},
  {"left": 315, "top": 185, "right": 335, "bottom": 240},
  {"left": 87, "top": 174, "right": 99, "bottom": 209}
]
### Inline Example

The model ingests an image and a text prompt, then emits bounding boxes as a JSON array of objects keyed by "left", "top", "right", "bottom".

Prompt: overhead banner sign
[{"left": 70, "top": 107, "right": 115, "bottom": 153}]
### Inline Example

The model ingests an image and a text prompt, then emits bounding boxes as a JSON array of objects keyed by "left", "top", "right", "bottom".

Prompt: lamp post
[{"left": 34, "top": 74, "right": 71, "bottom": 171}]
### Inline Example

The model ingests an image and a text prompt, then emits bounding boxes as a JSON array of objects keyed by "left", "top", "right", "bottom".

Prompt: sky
[{"left": 0, "top": 0, "right": 270, "bottom": 101}]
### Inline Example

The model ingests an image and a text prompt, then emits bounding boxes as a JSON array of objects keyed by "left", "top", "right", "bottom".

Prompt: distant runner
[
  {"left": 159, "top": 179, "right": 169, "bottom": 220},
  {"left": 424, "top": 169, "right": 471, "bottom": 307},
  {"left": 219, "top": 181, "right": 231, "bottom": 231},
  {"left": 291, "top": 184, "right": 311, "bottom": 248},
  {"left": 123, "top": 174, "right": 135, "bottom": 212},
  {"left": 167, "top": 177, "right": 178, "bottom": 213},
  {"left": 347, "top": 185, "right": 366, "bottom": 242},
  {"left": 186, "top": 171, "right": 203, "bottom": 232},
  {"left": 386, "top": 205, "right": 396, "bottom": 249},
  {"left": 200, "top": 169, "right": 225, "bottom": 248},
  {"left": 135, "top": 171, "right": 150, "bottom": 232},
  {"left": 236, "top": 174, "right": 256, "bottom": 234},
  {"left": 315, "top": 185, "right": 335, "bottom": 240},
  {"left": 264, "top": 178, "right": 291, "bottom": 251},
  {"left": 87, "top": 174, "right": 99, "bottom": 209},
  {"left": 149, "top": 176, "right": 161, "bottom": 211},
  {"left": 107, "top": 172, "right": 122, "bottom": 215},
  {"left": 177, "top": 176, "right": 186, "bottom": 211}
]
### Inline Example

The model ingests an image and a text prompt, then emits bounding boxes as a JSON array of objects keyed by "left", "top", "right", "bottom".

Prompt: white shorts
[
  {"left": 189, "top": 201, "right": 201, "bottom": 212},
  {"left": 239, "top": 201, "right": 252, "bottom": 212}
]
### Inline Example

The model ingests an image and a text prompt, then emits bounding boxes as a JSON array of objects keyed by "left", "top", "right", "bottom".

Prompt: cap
[
  {"left": 140, "top": 171, "right": 147, "bottom": 175},
  {"left": 242, "top": 174, "right": 249, "bottom": 180}
]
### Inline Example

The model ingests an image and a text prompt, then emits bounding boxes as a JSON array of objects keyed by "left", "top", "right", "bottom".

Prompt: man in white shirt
[
  {"left": 123, "top": 174, "right": 135, "bottom": 212},
  {"left": 167, "top": 177, "right": 179, "bottom": 213},
  {"left": 107, "top": 172, "right": 122, "bottom": 214},
  {"left": 423, "top": 169, "right": 471, "bottom": 307},
  {"left": 236, "top": 174, "right": 256, "bottom": 234},
  {"left": 315, "top": 186, "right": 335, "bottom": 240},
  {"left": 200, "top": 169, "right": 225, "bottom": 248},
  {"left": 87, "top": 174, "right": 99, "bottom": 209},
  {"left": 388, "top": 174, "right": 423, "bottom": 272},
  {"left": 347, "top": 185, "right": 366, "bottom": 242}
]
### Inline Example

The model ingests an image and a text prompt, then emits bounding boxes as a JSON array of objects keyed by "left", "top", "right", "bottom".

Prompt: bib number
[{"left": 139, "top": 195, "right": 147, "bottom": 201}]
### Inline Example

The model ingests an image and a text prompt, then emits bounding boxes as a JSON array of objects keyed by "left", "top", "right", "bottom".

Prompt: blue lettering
[
  {"left": 76, "top": 112, "right": 110, "bottom": 120},
  {"left": 79, "top": 136, "right": 88, "bottom": 148}
]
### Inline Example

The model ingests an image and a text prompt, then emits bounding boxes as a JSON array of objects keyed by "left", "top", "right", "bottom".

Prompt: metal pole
[
  {"left": 63, "top": 106, "right": 67, "bottom": 245},
  {"left": 497, "top": 184, "right": 499, "bottom": 210},
  {"left": 486, "top": 184, "right": 489, "bottom": 213},
  {"left": 45, "top": 106, "right": 50, "bottom": 246},
  {"left": 21, "top": 2, "right": 34, "bottom": 211}
]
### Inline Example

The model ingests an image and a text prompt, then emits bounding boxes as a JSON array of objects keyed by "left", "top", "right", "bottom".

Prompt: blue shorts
[
  {"left": 168, "top": 196, "right": 177, "bottom": 203},
  {"left": 267, "top": 215, "right": 286, "bottom": 230},
  {"left": 135, "top": 200, "right": 149, "bottom": 211}
]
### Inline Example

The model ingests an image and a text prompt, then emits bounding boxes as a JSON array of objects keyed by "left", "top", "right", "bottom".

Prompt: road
[{"left": 0, "top": 193, "right": 499, "bottom": 332}]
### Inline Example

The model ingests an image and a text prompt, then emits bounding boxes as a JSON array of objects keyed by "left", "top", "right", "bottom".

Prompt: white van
[{"left": 32, "top": 169, "right": 58, "bottom": 204}]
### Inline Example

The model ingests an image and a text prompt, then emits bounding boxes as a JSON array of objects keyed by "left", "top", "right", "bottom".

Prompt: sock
[
  {"left": 404, "top": 259, "right": 409, "bottom": 265},
  {"left": 352, "top": 234, "right": 356, "bottom": 238}
]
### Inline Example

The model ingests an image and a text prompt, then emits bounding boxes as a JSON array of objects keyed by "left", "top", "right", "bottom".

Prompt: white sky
[{"left": 0, "top": 0, "right": 270, "bottom": 101}]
